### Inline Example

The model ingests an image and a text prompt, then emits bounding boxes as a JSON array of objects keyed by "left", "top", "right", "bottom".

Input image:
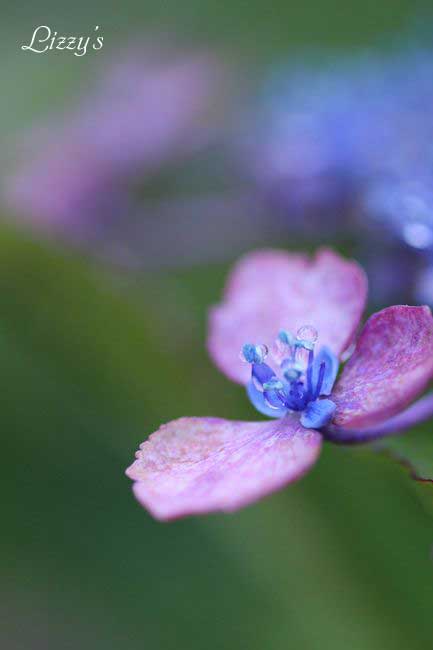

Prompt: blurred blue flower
[
  {"left": 365, "top": 175, "right": 433, "bottom": 250},
  {"left": 237, "top": 49, "right": 433, "bottom": 302},
  {"left": 364, "top": 173, "right": 433, "bottom": 303},
  {"left": 238, "top": 56, "right": 376, "bottom": 232}
]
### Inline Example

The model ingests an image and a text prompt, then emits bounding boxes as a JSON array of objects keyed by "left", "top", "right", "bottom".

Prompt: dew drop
[{"left": 296, "top": 324, "right": 318, "bottom": 350}]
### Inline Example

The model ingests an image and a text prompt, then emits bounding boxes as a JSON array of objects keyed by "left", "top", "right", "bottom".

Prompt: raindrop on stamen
[
  {"left": 255, "top": 344, "right": 269, "bottom": 362},
  {"left": 296, "top": 325, "right": 318, "bottom": 350}
]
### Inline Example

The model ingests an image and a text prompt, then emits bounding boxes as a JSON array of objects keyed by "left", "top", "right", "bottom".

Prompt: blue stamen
[
  {"left": 306, "top": 348, "right": 314, "bottom": 396},
  {"left": 263, "top": 378, "right": 287, "bottom": 410},
  {"left": 278, "top": 329, "right": 295, "bottom": 346},
  {"left": 314, "top": 361, "right": 326, "bottom": 399},
  {"left": 242, "top": 326, "right": 337, "bottom": 429},
  {"left": 263, "top": 378, "right": 284, "bottom": 391},
  {"left": 251, "top": 362, "right": 276, "bottom": 392},
  {"left": 283, "top": 366, "right": 302, "bottom": 382},
  {"left": 286, "top": 381, "right": 307, "bottom": 411},
  {"left": 241, "top": 343, "right": 268, "bottom": 364}
]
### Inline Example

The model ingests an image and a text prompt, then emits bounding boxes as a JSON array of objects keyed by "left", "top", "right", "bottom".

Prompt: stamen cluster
[{"left": 241, "top": 325, "right": 337, "bottom": 426}]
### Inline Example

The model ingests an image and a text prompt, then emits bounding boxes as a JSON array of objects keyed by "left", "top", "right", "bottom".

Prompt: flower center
[{"left": 240, "top": 325, "right": 338, "bottom": 424}]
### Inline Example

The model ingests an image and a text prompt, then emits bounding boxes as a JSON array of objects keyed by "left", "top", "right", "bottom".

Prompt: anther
[{"left": 240, "top": 343, "right": 269, "bottom": 364}]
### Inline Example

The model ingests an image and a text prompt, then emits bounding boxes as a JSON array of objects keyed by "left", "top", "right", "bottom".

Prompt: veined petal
[
  {"left": 126, "top": 416, "right": 322, "bottom": 520},
  {"left": 333, "top": 305, "right": 433, "bottom": 428},
  {"left": 208, "top": 248, "right": 367, "bottom": 384}
]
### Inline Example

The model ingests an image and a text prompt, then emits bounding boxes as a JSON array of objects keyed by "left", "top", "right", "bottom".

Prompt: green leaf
[
  {"left": 0, "top": 227, "right": 180, "bottom": 425},
  {"left": 0, "top": 226, "right": 245, "bottom": 446},
  {"left": 376, "top": 421, "right": 433, "bottom": 486}
]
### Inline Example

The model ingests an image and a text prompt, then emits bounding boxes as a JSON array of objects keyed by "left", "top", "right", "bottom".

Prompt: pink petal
[
  {"left": 208, "top": 248, "right": 367, "bottom": 384},
  {"left": 333, "top": 305, "right": 433, "bottom": 428},
  {"left": 126, "top": 416, "right": 322, "bottom": 520}
]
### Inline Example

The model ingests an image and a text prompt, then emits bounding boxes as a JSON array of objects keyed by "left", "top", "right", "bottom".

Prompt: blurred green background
[{"left": 2, "top": 1, "right": 433, "bottom": 649}]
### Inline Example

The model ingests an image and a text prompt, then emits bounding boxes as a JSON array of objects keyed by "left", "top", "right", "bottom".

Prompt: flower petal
[
  {"left": 126, "top": 416, "right": 322, "bottom": 520},
  {"left": 333, "top": 305, "right": 433, "bottom": 428},
  {"left": 208, "top": 248, "right": 367, "bottom": 384}
]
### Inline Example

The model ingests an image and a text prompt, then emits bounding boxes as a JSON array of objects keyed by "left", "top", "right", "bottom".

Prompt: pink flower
[
  {"left": 3, "top": 49, "right": 223, "bottom": 245},
  {"left": 126, "top": 248, "right": 433, "bottom": 520}
]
